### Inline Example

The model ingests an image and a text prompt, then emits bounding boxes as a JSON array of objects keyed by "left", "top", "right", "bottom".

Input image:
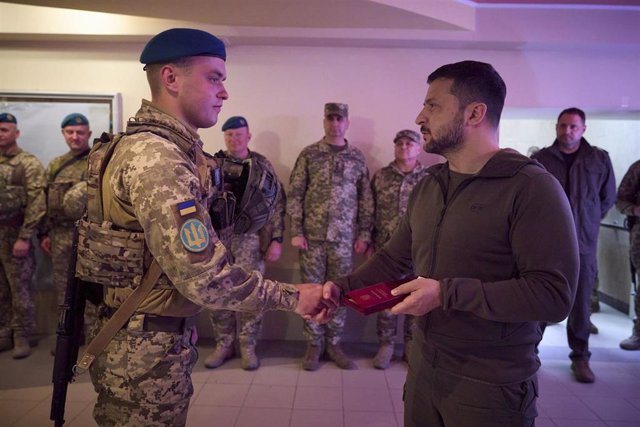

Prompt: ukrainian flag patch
[
  {"left": 177, "top": 199, "right": 197, "bottom": 217},
  {"left": 180, "top": 218, "right": 209, "bottom": 253}
]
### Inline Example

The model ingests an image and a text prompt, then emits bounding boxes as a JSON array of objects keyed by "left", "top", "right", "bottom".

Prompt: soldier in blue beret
[
  {"left": 0, "top": 113, "right": 18, "bottom": 124},
  {"left": 0, "top": 112, "right": 46, "bottom": 360},
  {"left": 79, "top": 28, "right": 335, "bottom": 427},
  {"left": 40, "top": 112, "right": 94, "bottom": 355},
  {"left": 60, "top": 112, "right": 89, "bottom": 128}
]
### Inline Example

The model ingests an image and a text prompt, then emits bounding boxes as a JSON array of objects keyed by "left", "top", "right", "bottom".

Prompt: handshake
[{"left": 293, "top": 282, "right": 342, "bottom": 323}]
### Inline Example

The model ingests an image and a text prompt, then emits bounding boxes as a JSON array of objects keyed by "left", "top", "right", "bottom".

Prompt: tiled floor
[{"left": 1, "top": 304, "right": 639, "bottom": 427}]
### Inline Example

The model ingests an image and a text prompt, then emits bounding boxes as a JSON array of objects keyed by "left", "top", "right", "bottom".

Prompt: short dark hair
[
  {"left": 557, "top": 107, "right": 586, "bottom": 124},
  {"left": 427, "top": 60, "right": 506, "bottom": 128}
]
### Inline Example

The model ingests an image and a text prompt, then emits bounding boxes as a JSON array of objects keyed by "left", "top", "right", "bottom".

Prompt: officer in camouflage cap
[
  {"left": 615, "top": 161, "right": 640, "bottom": 351},
  {"left": 288, "top": 102, "right": 374, "bottom": 371},
  {"left": 368, "top": 129, "right": 429, "bottom": 369},
  {"left": 81, "top": 28, "right": 335, "bottom": 426},
  {"left": 0, "top": 113, "right": 46, "bottom": 359},
  {"left": 40, "top": 113, "right": 96, "bottom": 351},
  {"left": 204, "top": 115, "right": 287, "bottom": 370}
]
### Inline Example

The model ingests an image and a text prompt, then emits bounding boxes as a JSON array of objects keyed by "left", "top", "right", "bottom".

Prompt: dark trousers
[
  {"left": 403, "top": 359, "right": 538, "bottom": 427},
  {"left": 568, "top": 253, "right": 597, "bottom": 361}
]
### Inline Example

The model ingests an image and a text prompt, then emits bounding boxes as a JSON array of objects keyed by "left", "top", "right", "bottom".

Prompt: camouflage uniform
[
  {"left": 208, "top": 149, "right": 286, "bottom": 351},
  {"left": 43, "top": 150, "right": 98, "bottom": 334},
  {"left": 288, "top": 138, "right": 374, "bottom": 347},
  {"left": 86, "top": 101, "right": 300, "bottom": 426},
  {"left": 615, "top": 159, "right": 640, "bottom": 347},
  {"left": 370, "top": 160, "right": 429, "bottom": 348},
  {"left": 0, "top": 146, "right": 46, "bottom": 342}
]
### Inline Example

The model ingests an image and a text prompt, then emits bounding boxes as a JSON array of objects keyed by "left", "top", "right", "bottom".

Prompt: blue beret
[
  {"left": 61, "top": 113, "right": 89, "bottom": 128},
  {"left": 0, "top": 113, "right": 17, "bottom": 124},
  {"left": 221, "top": 116, "right": 249, "bottom": 131},
  {"left": 140, "top": 28, "right": 226, "bottom": 65}
]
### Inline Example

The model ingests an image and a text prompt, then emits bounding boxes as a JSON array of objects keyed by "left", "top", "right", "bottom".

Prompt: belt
[{"left": 101, "top": 306, "right": 196, "bottom": 333}]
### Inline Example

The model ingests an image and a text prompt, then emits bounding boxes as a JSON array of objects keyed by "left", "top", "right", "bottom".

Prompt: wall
[{"left": 2, "top": 39, "right": 639, "bottom": 340}]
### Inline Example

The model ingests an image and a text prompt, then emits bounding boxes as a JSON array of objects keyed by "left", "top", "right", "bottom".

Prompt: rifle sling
[{"left": 75, "top": 259, "right": 163, "bottom": 373}]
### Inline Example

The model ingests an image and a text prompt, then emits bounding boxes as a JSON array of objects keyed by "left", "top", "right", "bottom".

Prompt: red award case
[{"left": 342, "top": 277, "right": 416, "bottom": 315}]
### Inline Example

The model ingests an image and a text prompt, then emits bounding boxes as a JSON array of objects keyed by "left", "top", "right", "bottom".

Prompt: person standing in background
[
  {"left": 288, "top": 102, "right": 374, "bottom": 371},
  {"left": 614, "top": 160, "right": 640, "bottom": 351},
  {"left": 40, "top": 113, "right": 96, "bottom": 350},
  {"left": 0, "top": 112, "right": 46, "bottom": 359},
  {"left": 368, "top": 129, "right": 429, "bottom": 369},
  {"left": 204, "top": 115, "right": 287, "bottom": 370},
  {"left": 532, "top": 107, "right": 616, "bottom": 383}
]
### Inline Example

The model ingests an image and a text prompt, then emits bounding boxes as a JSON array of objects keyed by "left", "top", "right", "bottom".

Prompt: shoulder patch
[{"left": 180, "top": 218, "right": 210, "bottom": 252}]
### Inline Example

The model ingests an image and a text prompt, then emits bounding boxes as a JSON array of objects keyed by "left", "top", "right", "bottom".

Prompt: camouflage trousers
[
  {"left": 629, "top": 225, "right": 640, "bottom": 323},
  {"left": 377, "top": 311, "right": 416, "bottom": 346},
  {"left": 300, "top": 239, "right": 353, "bottom": 346},
  {"left": 209, "top": 233, "right": 265, "bottom": 347},
  {"left": 50, "top": 225, "right": 98, "bottom": 333},
  {"left": 90, "top": 315, "right": 198, "bottom": 427},
  {"left": 0, "top": 226, "right": 35, "bottom": 339}
]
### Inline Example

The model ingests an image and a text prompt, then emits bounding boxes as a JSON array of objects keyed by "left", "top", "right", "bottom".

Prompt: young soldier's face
[{"left": 177, "top": 56, "right": 229, "bottom": 130}]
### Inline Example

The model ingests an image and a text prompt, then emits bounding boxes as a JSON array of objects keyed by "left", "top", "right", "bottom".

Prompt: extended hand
[
  {"left": 291, "top": 236, "right": 308, "bottom": 251},
  {"left": 389, "top": 276, "right": 442, "bottom": 316},
  {"left": 322, "top": 281, "right": 342, "bottom": 307},
  {"left": 294, "top": 283, "right": 338, "bottom": 323}
]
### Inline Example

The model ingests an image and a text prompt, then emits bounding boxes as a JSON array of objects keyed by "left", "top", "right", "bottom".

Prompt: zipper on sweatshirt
[{"left": 427, "top": 174, "right": 475, "bottom": 276}]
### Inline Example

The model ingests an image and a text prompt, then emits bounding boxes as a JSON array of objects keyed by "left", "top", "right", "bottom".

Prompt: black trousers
[{"left": 403, "top": 357, "right": 538, "bottom": 427}]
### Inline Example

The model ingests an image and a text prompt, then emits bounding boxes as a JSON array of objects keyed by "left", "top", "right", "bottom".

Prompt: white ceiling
[{"left": 1, "top": 0, "right": 639, "bottom": 51}]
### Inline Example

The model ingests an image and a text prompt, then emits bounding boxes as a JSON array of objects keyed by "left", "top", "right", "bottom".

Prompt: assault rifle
[{"left": 50, "top": 224, "right": 102, "bottom": 426}]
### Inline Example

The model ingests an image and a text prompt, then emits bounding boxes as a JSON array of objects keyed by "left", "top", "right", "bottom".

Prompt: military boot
[
  {"left": 620, "top": 321, "right": 640, "bottom": 351},
  {"left": 12, "top": 335, "right": 31, "bottom": 359},
  {"left": 302, "top": 344, "right": 322, "bottom": 371},
  {"left": 204, "top": 344, "right": 235, "bottom": 369},
  {"left": 239, "top": 342, "right": 260, "bottom": 370},
  {"left": 326, "top": 343, "right": 357, "bottom": 370},
  {"left": 373, "top": 342, "right": 394, "bottom": 370}
]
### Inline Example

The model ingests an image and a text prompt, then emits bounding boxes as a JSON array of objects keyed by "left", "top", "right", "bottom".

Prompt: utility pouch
[
  {"left": 75, "top": 218, "right": 145, "bottom": 288},
  {"left": 47, "top": 181, "right": 74, "bottom": 219}
]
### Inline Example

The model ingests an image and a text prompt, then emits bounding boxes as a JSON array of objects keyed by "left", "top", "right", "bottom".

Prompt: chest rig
[
  {"left": 75, "top": 126, "right": 218, "bottom": 289},
  {"left": 0, "top": 153, "right": 27, "bottom": 223}
]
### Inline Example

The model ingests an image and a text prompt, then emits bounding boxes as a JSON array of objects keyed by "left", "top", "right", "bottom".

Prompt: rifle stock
[{"left": 50, "top": 223, "right": 85, "bottom": 427}]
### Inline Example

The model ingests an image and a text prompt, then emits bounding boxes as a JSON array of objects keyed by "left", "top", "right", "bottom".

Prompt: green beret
[
  {"left": 221, "top": 116, "right": 248, "bottom": 131},
  {"left": 140, "top": 28, "right": 227, "bottom": 65},
  {"left": 61, "top": 113, "right": 89, "bottom": 128},
  {"left": 0, "top": 113, "right": 17, "bottom": 124},
  {"left": 324, "top": 103, "right": 348, "bottom": 119}
]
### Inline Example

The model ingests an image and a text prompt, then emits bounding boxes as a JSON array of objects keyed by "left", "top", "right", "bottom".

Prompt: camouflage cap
[
  {"left": 221, "top": 116, "right": 248, "bottom": 131},
  {"left": 0, "top": 113, "right": 17, "bottom": 124},
  {"left": 324, "top": 103, "right": 348, "bottom": 119},
  {"left": 140, "top": 28, "right": 226, "bottom": 65},
  {"left": 393, "top": 129, "right": 421, "bottom": 144},
  {"left": 61, "top": 113, "right": 89, "bottom": 128}
]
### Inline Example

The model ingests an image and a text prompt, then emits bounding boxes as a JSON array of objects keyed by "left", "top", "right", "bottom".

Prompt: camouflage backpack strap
[
  {"left": 75, "top": 259, "right": 163, "bottom": 374},
  {"left": 86, "top": 132, "right": 124, "bottom": 223}
]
